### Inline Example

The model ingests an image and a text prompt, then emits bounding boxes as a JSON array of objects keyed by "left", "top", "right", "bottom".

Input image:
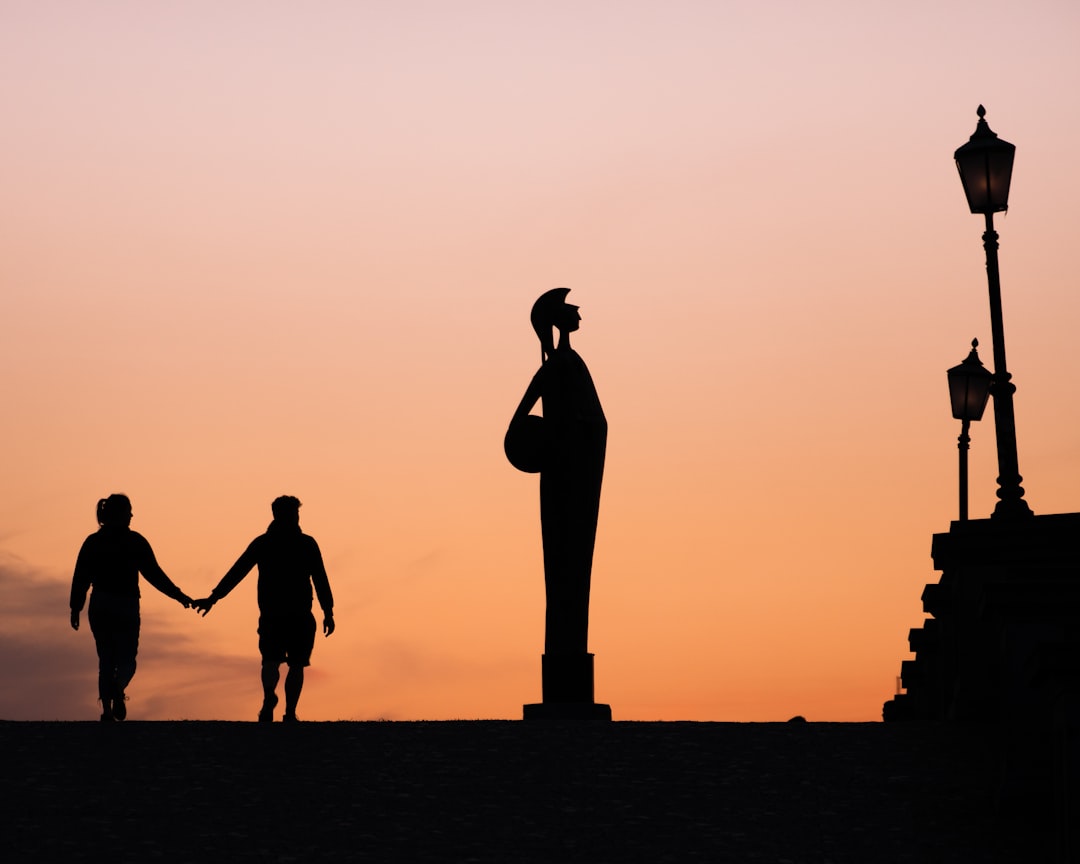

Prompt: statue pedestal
[
  {"left": 523, "top": 653, "right": 612, "bottom": 721},
  {"left": 523, "top": 701, "right": 612, "bottom": 721}
]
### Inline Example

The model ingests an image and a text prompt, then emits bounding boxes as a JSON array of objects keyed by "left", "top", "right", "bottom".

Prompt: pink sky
[{"left": 3, "top": 1, "right": 1080, "bottom": 721}]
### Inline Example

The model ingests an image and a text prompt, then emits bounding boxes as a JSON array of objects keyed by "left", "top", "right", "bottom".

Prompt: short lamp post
[
  {"left": 947, "top": 339, "right": 993, "bottom": 521},
  {"left": 954, "top": 105, "right": 1033, "bottom": 518}
]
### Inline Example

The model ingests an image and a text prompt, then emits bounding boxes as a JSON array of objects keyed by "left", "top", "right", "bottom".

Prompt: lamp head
[
  {"left": 954, "top": 105, "right": 1015, "bottom": 215},
  {"left": 947, "top": 338, "right": 993, "bottom": 422}
]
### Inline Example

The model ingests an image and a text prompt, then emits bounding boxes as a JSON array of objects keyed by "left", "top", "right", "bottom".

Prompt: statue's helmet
[{"left": 530, "top": 287, "right": 571, "bottom": 359}]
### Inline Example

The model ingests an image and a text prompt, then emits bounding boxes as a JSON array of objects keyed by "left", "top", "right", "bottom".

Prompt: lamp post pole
[
  {"left": 947, "top": 339, "right": 992, "bottom": 522},
  {"left": 958, "top": 416, "right": 972, "bottom": 521},
  {"left": 980, "top": 210, "right": 1030, "bottom": 518},
  {"left": 954, "top": 106, "right": 1032, "bottom": 519}
]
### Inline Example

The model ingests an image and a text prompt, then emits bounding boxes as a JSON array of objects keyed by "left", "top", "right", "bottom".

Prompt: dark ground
[{"left": 1, "top": 720, "right": 1050, "bottom": 863}]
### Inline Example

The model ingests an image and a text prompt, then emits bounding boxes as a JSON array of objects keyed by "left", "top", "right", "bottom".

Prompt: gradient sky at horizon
[{"left": 3, "top": 1, "right": 1080, "bottom": 721}]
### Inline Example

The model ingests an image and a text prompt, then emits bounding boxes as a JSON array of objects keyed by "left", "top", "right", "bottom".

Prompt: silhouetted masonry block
[
  {"left": 908, "top": 624, "right": 937, "bottom": 655},
  {"left": 1031, "top": 646, "right": 1080, "bottom": 862},
  {"left": 921, "top": 582, "right": 950, "bottom": 618},
  {"left": 899, "top": 659, "right": 920, "bottom": 689},
  {"left": 891, "top": 507, "right": 1080, "bottom": 852},
  {"left": 891, "top": 513, "right": 1080, "bottom": 724},
  {"left": 930, "top": 514, "right": 1080, "bottom": 723},
  {"left": 881, "top": 693, "right": 912, "bottom": 721}
]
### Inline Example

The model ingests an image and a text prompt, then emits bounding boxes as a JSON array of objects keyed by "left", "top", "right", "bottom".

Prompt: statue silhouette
[
  {"left": 507, "top": 288, "right": 611, "bottom": 719},
  {"left": 69, "top": 494, "right": 193, "bottom": 721},
  {"left": 193, "top": 496, "right": 335, "bottom": 722}
]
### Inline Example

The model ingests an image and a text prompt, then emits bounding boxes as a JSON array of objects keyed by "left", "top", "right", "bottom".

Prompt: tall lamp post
[
  {"left": 954, "top": 105, "right": 1033, "bottom": 518},
  {"left": 947, "top": 339, "right": 993, "bottom": 521}
]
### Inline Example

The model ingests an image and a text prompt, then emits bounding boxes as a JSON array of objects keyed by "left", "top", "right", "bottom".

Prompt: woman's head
[
  {"left": 530, "top": 287, "right": 580, "bottom": 361},
  {"left": 96, "top": 494, "right": 133, "bottom": 528}
]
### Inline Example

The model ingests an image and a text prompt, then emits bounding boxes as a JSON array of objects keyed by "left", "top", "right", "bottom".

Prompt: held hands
[
  {"left": 191, "top": 596, "right": 216, "bottom": 617},
  {"left": 178, "top": 593, "right": 194, "bottom": 609},
  {"left": 183, "top": 596, "right": 327, "bottom": 629}
]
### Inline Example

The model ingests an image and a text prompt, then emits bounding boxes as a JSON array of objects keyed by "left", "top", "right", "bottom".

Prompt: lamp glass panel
[{"left": 948, "top": 367, "right": 992, "bottom": 421}]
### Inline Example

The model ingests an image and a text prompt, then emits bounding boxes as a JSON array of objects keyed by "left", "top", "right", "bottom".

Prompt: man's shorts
[{"left": 258, "top": 611, "right": 317, "bottom": 667}]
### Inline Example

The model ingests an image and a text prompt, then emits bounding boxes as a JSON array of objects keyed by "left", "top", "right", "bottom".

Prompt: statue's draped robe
[{"left": 536, "top": 347, "right": 606, "bottom": 655}]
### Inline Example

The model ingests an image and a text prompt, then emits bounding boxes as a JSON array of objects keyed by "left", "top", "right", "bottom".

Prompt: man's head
[{"left": 271, "top": 495, "right": 302, "bottom": 525}]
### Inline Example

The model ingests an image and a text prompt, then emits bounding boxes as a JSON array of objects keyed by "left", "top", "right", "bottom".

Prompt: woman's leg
[{"left": 88, "top": 594, "right": 139, "bottom": 721}]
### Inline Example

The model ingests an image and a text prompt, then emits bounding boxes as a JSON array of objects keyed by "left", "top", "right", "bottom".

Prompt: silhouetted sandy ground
[{"left": 2, "top": 720, "right": 1048, "bottom": 862}]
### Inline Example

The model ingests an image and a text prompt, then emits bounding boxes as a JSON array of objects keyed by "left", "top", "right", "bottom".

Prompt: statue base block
[
  {"left": 523, "top": 701, "right": 612, "bottom": 721},
  {"left": 522, "top": 652, "right": 612, "bottom": 721}
]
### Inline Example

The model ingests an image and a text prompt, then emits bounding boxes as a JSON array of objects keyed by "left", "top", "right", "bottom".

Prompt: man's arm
[
  {"left": 308, "top": 537, "right": 335, "bottom": 636},
  {"left": 193, "top": 538, "right": 260, "bottom": 616}
]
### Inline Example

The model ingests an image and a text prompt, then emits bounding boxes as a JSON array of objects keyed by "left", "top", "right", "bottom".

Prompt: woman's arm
[
  {"left": 70, "top": 536, "right": 95, "bottom": 628},
  {"left": 136, "top": 535, "right": 192, "bottom": 607}
]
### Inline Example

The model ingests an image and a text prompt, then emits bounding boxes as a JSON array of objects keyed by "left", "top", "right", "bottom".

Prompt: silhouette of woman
[
  {"left": 507, "top": 288, "right": 606, "bottom": 662},
  {"left": 70, "top": 494, "right": 192, "bottom": 721}
]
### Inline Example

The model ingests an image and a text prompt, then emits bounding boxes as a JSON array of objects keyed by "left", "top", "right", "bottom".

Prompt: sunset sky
[{"left": 3, "top": 1, "right": 1080, "bottom": 722}]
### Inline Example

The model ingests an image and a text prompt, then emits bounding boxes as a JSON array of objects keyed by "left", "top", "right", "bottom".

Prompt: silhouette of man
[{"left": 193, "top": 496, "right": 334, "bottom": 722}]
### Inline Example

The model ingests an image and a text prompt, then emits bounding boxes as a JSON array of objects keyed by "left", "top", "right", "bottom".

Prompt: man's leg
[
  {"left": 281, "top": 612, "right": 315, "bottom": 721},
  {"left": 259, "top": 662, "right": 280, "bottom": 722},
  {"left": 283, "top": 664, "right": 304, "bottom": 721}
]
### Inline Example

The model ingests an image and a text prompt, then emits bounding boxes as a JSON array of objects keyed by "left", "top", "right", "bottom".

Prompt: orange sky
[{"left": 3, "top": 1, "right": 1080, "bottom": 721}]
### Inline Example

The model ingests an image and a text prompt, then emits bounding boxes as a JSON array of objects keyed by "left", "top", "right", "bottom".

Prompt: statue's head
[{"left": 530, "top": 287, "right": 579, "bottom": 361}]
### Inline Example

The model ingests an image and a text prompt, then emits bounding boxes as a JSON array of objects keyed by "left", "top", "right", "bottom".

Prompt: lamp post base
[{"left": 991, "top": 497, "right": 1034, "bottom": 519}]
